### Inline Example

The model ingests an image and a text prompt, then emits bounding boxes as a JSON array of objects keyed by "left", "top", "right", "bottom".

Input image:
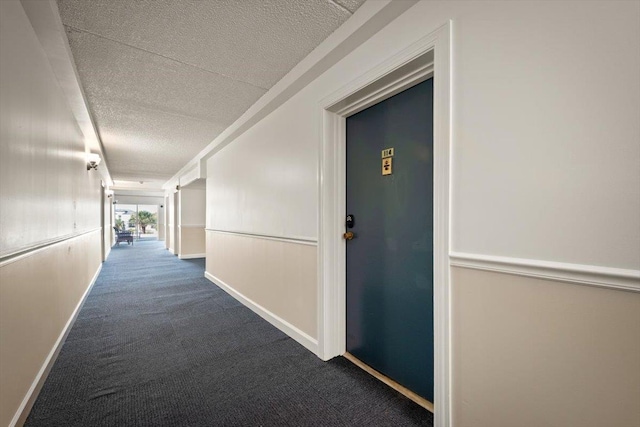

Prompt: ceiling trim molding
[{"left": 162, "top": 0, "right": 419, "bottom": 189}]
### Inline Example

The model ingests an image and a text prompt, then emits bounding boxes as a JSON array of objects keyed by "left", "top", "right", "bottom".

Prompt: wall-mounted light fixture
[{"left": 86, "top": 153, "right": 101, "bottom": 170}]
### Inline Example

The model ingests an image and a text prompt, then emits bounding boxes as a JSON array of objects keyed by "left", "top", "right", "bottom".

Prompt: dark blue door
[{"left": 346, "top": 79, "right": 434, "bottom": 401}]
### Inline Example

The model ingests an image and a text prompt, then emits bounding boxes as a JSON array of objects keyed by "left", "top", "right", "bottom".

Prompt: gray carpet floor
[{"left": 25, "top": 240, "right": 433, "bottom": 426}]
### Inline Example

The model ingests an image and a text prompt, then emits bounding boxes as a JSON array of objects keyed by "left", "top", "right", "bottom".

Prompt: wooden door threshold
[{"left": 343, "top": 352, "right": 434, "bottom": 413}]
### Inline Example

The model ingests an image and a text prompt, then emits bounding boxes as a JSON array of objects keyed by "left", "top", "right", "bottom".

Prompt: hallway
[
  {"left": 25, "top": 241, "right": 432, "bottom": 426},
  {"left": 3, "top": 1, "right": 639, "bottom": 426}
]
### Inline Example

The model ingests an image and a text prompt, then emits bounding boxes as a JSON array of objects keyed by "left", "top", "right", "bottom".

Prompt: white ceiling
[{"left": 56, "top": 0, "right": 366, "bottom": 185}]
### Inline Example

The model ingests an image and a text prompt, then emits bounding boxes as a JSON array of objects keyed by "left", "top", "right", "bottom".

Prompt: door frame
[{"left": 317, "top": 21, "right": 452, "bottom": 427}]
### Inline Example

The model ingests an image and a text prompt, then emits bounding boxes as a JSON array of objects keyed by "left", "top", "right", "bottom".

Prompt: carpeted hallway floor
[{"left": 26, "top": 240, "right": 433, "bottom": 426}]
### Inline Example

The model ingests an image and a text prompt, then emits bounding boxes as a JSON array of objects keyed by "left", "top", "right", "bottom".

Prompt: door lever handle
[{"left": 343, "top": 231, "right": 355, "bottom": 240}]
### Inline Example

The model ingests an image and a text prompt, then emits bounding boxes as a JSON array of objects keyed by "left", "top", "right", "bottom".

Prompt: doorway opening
[{"left": 114, "top": 204, "right": 159, "bottom": 242}]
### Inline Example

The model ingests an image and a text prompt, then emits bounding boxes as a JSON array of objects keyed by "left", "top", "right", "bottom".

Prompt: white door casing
[{"left": 317, "top": 21, "right": 452, "bottom": 427}]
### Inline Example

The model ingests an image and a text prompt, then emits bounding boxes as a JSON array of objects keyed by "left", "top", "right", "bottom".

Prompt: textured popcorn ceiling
[{"left": 57, "top": 0, "right": 365, "bottom": 182}]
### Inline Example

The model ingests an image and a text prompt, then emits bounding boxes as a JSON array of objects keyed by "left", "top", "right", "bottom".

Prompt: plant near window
[{"left": 129, "top": 211, "right": 157, "bottom": 234}]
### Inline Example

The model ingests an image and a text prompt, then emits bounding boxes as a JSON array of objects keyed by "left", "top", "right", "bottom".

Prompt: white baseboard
[
  {"left": 10, "top": 263, "right": 103, "bottom": 427},
  {"left": 178, "top": 253, "right": 205, "bottom": 260},
  {"left": 168, "top": 248, "right": 175, "bottom": 255},
  {"left": 204, "top": 271, "right": 319, "bottom": 354},
  {"left": 450, "top": 252, "right": 640, "bottom": 293}
]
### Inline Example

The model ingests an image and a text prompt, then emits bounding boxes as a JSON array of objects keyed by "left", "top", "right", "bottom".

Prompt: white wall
[
  {"left": 204, "top": 1, "right": 640, "bottom": 426},
  {"left": 207, "top": 122, "right": 317, "bottom": 240},
  {"left": 0, "top": 1, "right": 103, "bottom": 425},
  {"left": 178, "top": 187, "right": 206, "bottom": 257},
  {"left": 164, "top": 194, "right": 171, "bottom": 249},
  {"left": 179, "top": 187, "right": 206, "bottom": 227},
  {"left": 205, "top": 78, "right": 320, "bottom": 342},
  {"left": 102, "top": 186, "right": 111, "bottom": 260},
  {"left": 212, "top": 0, "right": 640, "bottom": 269},
  {"left": 448, "top": 2, "right": 640, "bottom": 269},
  {"left": 173, "top": 192, "right": 180, "bottom": 254},
  {"left": 157, "top": 203, "right": 165, "bottom": 241},
  {"left": 0, "top": 2, "right": 101, "bottom": 258}
]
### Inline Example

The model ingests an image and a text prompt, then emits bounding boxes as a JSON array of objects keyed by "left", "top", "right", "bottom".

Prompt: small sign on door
[
  {"left": 382, "top": 157, "right": 392, "bottom": 175},
  {"left": 381, "top": 148, "right": 394, "bottom": 158},
  {"left": 382, "top": 147, "right": 394, "bottom": 176}
]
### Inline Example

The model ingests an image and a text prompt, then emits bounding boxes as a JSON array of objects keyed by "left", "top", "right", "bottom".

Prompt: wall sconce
[{"left": 87, "top": 153, "right": 101, "bottom": 170}]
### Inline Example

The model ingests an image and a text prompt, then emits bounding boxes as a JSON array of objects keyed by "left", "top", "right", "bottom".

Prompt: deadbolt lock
[{"left": 343, "top": 231, "right": 355, "bottom": 240}]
